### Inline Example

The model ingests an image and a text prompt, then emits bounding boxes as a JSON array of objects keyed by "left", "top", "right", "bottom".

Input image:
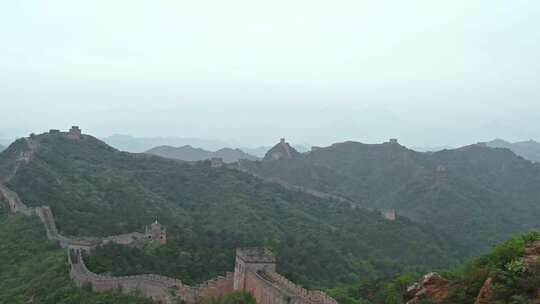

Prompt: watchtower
[
  {"left": 381, "top": 209, "right": 396, "bottom": 221},
  {"left": 145, "top": 219, "right": 167, "bottom": 245},
  {"left": 67, "top": 126, "right": 82, "bottom": 140},
  {"left": 234, "top": 248, "right": 276, "bottom": 290}
]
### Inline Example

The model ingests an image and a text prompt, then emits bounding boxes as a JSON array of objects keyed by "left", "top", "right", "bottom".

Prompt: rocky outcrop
[
  {"left": 406, "top": 272, "right": 449, "bottom": 304},
  {"left": 523, "top": 241, "right": 540, "bottom": 268},
  {"left": 474, "top": 277, "right": 492, "bottom": 304}
]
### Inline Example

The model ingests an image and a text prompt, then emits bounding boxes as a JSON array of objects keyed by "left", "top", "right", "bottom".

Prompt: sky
[{"left": 1, "top": 1, "right": 539, "bottom": 148}]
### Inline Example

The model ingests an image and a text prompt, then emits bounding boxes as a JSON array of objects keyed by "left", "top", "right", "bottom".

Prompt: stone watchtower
[
  {"left": 145, "top": 219, "right": 167, "bottom": 245},
  {"left": 67, "top": 126, "right": 82, "bottom": 140},
  {"left": 234, "top": 248, "right": 276, "bottom": 291}
]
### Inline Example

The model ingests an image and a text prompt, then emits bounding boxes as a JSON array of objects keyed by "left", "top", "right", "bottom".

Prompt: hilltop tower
[
  {"left": 263, "top": 138, "right": 301, "bottom": 161},
  {"left": 233, "top": 248, "right": 276, "bottom": 291},
  {"left": 67, "top": 126, "right": 82, "bottom": 140}
]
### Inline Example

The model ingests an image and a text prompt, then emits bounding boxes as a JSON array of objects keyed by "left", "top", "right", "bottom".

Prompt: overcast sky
[{"left": 1, "top": 1, "right": 539, "bottom": 147}]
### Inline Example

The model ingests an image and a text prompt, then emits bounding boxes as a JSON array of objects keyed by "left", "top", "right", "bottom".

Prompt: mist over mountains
[
  {"left": 486, "top": 138, "right": 540, "bottom": 163},
  {"left": 102, "top": 134, "right": 310, "bottom": 157},
  {"left": 146, "top": 145, "right": 258, "bottom": 163}
]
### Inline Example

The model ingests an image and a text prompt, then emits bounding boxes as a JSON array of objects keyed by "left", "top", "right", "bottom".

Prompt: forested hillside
[
  {"left": 0, "top": 133, "right": 464, "bottom": 288},
  {"left": 241, "top": 140, "right": 540, "bottom": 252},
  {"left": 327, "top": 231, "right": 540, "bottom": 304},
  {"left": 0, "top": 211, "right": 150, "bottom": 304}
]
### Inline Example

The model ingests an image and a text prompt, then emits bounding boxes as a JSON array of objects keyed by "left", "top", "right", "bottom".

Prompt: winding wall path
[{"left": 0, "top": 135, "right": 337, "bottom": 304}]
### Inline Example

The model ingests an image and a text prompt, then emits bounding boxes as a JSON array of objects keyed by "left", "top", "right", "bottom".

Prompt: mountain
[
  {"left": 411, "top": 145, "right": 455, "bottom": 152},
  {"left": 0, "top": 144, "right": 5, "bottom": 151},
  {"left": 242, "top": 144, "right": 310, "bottom": 158},
  {"left": 240, "top": 139, "right": 540, "bottom": 253},
  {"left": 101, "top": 134, "right": 236, "bottom": 153},
  {"left": 487, "top": 138, "right": 540, "bottom": 163},
  {"left": 146, "top": 145, "right": 258, "bottom": 163},
  {"left": 263, "top": 138, "right": 303, "bottom": 161},
  {"left": 0, "top": 130, "right": 464, "bottom": 288}
]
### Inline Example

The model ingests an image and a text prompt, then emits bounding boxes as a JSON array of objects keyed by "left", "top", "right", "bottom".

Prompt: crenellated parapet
[
  {"left": 195, "top": 272, "right": 235, "bottom": 301},
  {"left": 69, "top": 247, "right": 185, "bottom": 304},
  {"left": 262, "top": 271, "right": 338, "bottom": 304}
]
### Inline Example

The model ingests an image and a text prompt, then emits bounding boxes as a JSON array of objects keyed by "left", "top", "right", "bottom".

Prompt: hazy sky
[{"left": 1, "top": 1, "right": 539, "bottom": 147}]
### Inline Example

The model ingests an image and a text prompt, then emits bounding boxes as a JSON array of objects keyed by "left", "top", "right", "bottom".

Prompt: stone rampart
[
  {"left": 0, "top": 183, "right": 34, "bottom": 216},
  {"left": 262, "top": 271, "right": 338, "bottom": 304},
  {"left": 69, "top": 248, "right": 183, "bottom": 304},
  {"left": 244, "top": 270, "right": 293, "bottom": 304},
  {"left": 195, "top": 272, "right": 235, "bottom": 301}
]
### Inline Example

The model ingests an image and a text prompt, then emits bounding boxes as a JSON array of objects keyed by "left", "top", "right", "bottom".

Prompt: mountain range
[
  {"left": 0, "top": 131, "right": 463, "bottom": 288},
  {"left": 240, "top": 139, "right": 540, "bottom": 253},
  {"left": 100, "top": 134, "right": 237, "bottom": 153},
  {"left": 145, "top": 145, "right": 258, "bottom": 163},
  {"left": 486, "top": 138, "right": 540, "bottom": 163}
]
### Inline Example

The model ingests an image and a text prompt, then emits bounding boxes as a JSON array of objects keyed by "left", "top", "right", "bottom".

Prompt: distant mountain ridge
[
  {"left": 242, "top": 144, "right": 310, "bottom": 158},
  {"left": 486, "top": 138, "right": 540, "bottom": 162},
  {"left": 146, "top": 145, "right": 258, "bottom": 163},
  {"left": 241, "top": 139, "right": 540, "bottom": 253},
  {"left": 101, "top": 134, "right": 237, "bottom": 153},
  {"left": 0, "top": 144, "right": 4, "bottom": 152}
]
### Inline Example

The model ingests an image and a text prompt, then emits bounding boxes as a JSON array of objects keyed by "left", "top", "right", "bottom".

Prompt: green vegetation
[
  {"left": 326, "top": 273, "right": 415, "bottom": 304},
  {"left": 327, "top": 232, "right": 540, "bottom": 304},
  {"left": 0, "top": 212, "right": 150, "bottom": 304},
  {"left": 440, "top": 231, "right": 540, "bottom": 304},
  {"left": 0, "top": 134, "right": 464, "bottom": 288},
  {"left": 242, "top": 141, "right": 540, "bottom": 253}
]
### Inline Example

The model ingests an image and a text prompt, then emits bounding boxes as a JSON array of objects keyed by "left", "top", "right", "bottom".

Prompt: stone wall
[
  {"left": 195, "top": 272, "right": 235, "bottom": 301},
  {"left": 68, "top": 246, "right": 235, "bottom": 304},
  {"left": 262, "top": 271, "right": 338, "bottom": 304}
]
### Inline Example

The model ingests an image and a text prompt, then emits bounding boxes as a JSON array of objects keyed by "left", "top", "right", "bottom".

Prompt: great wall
[{"left": 0, "top": 127, "right": 339, "bottom": 304}]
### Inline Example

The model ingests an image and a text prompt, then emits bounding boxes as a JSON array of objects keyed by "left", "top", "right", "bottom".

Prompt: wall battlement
[
  {"left": 237, "top": 247, "right": 276, "bottom": 263},
  {"left": 262, "top": 271, "right": 338, "bottom": 304}
]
